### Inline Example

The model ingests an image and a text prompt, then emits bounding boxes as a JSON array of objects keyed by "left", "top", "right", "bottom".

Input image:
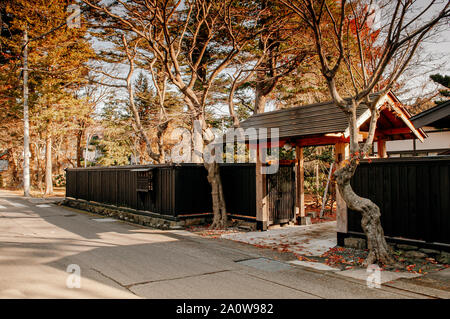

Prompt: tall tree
[
  {"left": 84, "top": 3, "right": 184, "bottom": 165},
  {"left": 282, "top": 0, "right": 450, "bottom": 265},
  {"left": 83, "top": 0, "right": 264, "bottom": 228},
  {"left": 224, "top": 0, "right": 314, "bottom": 127},
  {"left": 1, "top": 0, "right": 94, "bottom": 194},
  {"left": 430, "top": 74, "right": 450, "bottom": 105},
  {"left": 97, "top": 98, "right": 140, "bottom": 166}
]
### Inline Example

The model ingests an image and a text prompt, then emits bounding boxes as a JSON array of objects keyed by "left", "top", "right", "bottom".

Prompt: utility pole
[{"left": 23, "top": 27, "right": 30, "bottom": 197}]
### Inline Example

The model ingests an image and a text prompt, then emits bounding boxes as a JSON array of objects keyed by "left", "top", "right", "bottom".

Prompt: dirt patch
[{"left": 302, "top": 246, "right": 450, "bottom": 274}]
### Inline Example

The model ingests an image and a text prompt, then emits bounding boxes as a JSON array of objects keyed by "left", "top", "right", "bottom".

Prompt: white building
[{"left": 385, "top": 101, "right": 450, "bottom": 157}]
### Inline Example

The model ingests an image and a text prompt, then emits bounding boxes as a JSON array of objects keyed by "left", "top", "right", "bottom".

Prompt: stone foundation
[
  {"left": 62, "top": 198, "right": 211, "bottom": 230},
  {"left": 344, "top": 237, "right": 367, "bottom": 250},
  {"left": 61, "top": 198, "right": 256, "bottom": 231},
  {"left": 341, "top": 234, "right": 450, "bottom": 264}
]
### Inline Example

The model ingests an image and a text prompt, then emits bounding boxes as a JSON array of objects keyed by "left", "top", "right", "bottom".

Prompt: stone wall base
[
  {"left": 62, "top": 198, "right": 256, "bottom": 231},
  {"left": 62, "top": 198, "right": 209, "bottom": 230},
  {"left": 338, "top": 231, "right": 450, "bottom": 262}
]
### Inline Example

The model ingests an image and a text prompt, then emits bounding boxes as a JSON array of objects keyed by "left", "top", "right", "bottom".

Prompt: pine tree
[
  {"left": 97, "top": 99, "right": 138, "bottom": 166},
  {"left": 430, "top": 74, "right": 450, "bottom": 105},
  {"left": 0, "top": 0, "right": 94, "bottom": 194}
]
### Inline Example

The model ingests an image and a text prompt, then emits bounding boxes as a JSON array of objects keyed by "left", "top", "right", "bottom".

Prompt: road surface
[{"left": 0, "top": 190, "right": 445, "bottom": 299}]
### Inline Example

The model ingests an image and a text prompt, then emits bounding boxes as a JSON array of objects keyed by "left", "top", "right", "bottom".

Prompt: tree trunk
[
  {"left": 192, "top": 119, "right": 204, "bottom": 163},
  {"left": 76, "top": 130, "right": 83, "bottom": 167},
  {"left": 157, "top": 121, "right": 168, "bottom": 163},
  {"left": 23, "top": 27, "right": 30, "bottom": 197},
  {"left": 254, "top": 88, "right": 267, "bottom": 114},
  {"left": 334, "top": 159, "right": 396, "bottom": 266},
  {"left": 36, "top": 146, "right": 43, "bottom": 193},
  {"left": 194, "top": 117, "right": 228, "bottom": 229},
  {"left": 30, "top": 144, "right": 37, "bottom": 186},
  {"left": 44, "top": 135, "right": 53, "bottom": 196},
  {"left": 8, "top": 148, "right": 19, "bottom": 185},
  {"left": 205, "top": 162, "right": 227, "bottom": 229}
]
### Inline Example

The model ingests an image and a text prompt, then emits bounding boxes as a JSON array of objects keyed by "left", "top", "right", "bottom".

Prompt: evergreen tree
[
  {"left": 0, "top": 0, "right": 94, "bottom": 193},
  {"left": 97, "top": 99, "right": 138, "bottom": 166},
  {"left": 430, "top": 74, "right": 450, "bottom": 105}
]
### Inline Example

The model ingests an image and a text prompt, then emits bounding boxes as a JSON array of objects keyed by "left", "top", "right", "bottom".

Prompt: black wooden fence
[
  {"left": 346, "top": 156, "right": 450, "bottom": 247},
  {"left": 66, "top": 163, "right": 256, "bottom": 220}
]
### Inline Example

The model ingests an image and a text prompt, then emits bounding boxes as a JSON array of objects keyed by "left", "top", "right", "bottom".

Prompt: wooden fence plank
[{"left": 348, "top": 157, "right": 450, "bottom": 246}]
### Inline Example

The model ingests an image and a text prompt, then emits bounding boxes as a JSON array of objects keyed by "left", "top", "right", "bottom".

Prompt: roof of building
[
  {"left": 240, "top": 98, "right": 367, "bottom": 139},
  {"left": 410, "top": 100, "right": 450, "bottom": 129},
  {"left": 236, "top": 92, "right": 425, "bottom": 142}
]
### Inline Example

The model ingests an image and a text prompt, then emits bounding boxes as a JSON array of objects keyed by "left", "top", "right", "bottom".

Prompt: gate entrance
[{"left": 266, "top": 164, "right": 296, "bottom": 225}]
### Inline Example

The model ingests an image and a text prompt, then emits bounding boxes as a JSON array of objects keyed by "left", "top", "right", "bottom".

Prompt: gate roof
[{"left": 236, "top": 91, "right": 425, "bottom": 146}]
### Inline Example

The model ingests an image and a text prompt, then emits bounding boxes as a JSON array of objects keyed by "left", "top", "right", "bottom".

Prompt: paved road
[{"left": 0, "top": 190, "right": 443, "bottom": 299}]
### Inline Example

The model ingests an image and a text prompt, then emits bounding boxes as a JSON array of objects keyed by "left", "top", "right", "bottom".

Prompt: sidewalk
[
  {"left": 0, "top": 189, "right": 65, "bottom": 205},
  {"left": 222, "top": 221, "right": 337, "bottom": 257},
  {"left": 221, "top": 221, "right": 450, "bottom": 298}
]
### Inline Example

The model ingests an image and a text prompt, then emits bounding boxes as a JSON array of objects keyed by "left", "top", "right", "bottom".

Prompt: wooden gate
[{"left": 266, "top": 163, "right": 296, "bottom": 225}]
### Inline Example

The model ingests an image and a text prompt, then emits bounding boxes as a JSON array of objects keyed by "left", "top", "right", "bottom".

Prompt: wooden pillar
[
  {"left": 335, "top": 142, "right": 349, "bottom": 234},
  {"left": 256, "top": 146, "right": 268, "bottom": 230},
  {"left": 377, "top": 139, "right": 387, "bottom": 158},
  {"left": 295, "top": 146, "right": 305, "bottom": 223}
]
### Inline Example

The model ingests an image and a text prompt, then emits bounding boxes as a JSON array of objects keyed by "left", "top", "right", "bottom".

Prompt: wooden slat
[{"left": 348, "top": 157, "right": 450, "bottom": 246}]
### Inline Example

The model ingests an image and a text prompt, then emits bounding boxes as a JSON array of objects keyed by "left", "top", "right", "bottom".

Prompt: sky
[{"left": 85, "top": 0, "right": 450, "bottom": 115}]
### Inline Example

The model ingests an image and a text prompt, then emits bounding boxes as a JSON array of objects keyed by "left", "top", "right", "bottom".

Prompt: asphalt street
[{"left": 0, "top": 190, "right": 446, "bottom": 299}]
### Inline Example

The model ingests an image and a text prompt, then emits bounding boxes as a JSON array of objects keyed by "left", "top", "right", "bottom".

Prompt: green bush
[{"left": 54, "top": 174, "right": 66, "bottom": 187}]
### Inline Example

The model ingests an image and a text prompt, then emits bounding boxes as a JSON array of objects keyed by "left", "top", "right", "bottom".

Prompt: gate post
[
  {"left": 377, "top": 139, "right": 387, "bottom": 158},
  {"left": 335, "top": 142, "right": 349, "bottom": 244},
  {"left": 256, "top": 146, "right": 268, "bottom": 231},
  {"left": 295, "top": 146, "right": 306, "bottom": 224}
]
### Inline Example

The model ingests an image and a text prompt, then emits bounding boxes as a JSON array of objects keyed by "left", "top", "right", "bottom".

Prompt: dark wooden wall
[
  {"left": 348, "top": 156, "right": 450, "bottom": 245},
  {"left": 66, "top": 164, "right": 257, "bottom": 219},
  {"left": 220, "top": 164, "right": 257, "bottom": 218}
]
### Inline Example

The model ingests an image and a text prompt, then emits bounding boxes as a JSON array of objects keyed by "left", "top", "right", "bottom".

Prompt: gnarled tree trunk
[
  {"left": 195, "top": 118, "right": 228, "bottom": 229},
  {"left": 334, "top": 158, "right": 396, "bottom": 266},
  {"left": 156, "top": 121, "right": 169, "bottom": 163},
  {"left": 205, "top": 162, "right": 227, "bottom": 229}
]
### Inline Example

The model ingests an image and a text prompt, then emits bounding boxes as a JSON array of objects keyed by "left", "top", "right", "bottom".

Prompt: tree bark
[
  {"left": 35, "top": 145, "right": 43, "bottom": 193},
  {"left": 29, "top": 144, "right": 37, "bottom": 186},
  {"left": 76, "top": 130, "right": 83, "bottom": 167},
  {"left": 205, "top": 161, "right": 227, "bottom": 229},
  {"left": 195, "top": 117, "right": 228, "bottom": 229},
  {"left": 44, "top": 135, "right": 53, "bottom": 196},
  {"left": 156, "top": 121, "right": 168, "bottom": 163},
  {"left": 7, "top": 148, "right": 19, "bottom": 186},
  {"left": 254, "top": 88, "right": 267, "bottom": 114},
  {"left": 23, "top": 27, "right": 30, "bottom": 197},
  {"left": 192, "top": 119, "right": 204, "bottom": 164},
  {"left": 334, "top": 159, "right": 396, "bottom": 266}
]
